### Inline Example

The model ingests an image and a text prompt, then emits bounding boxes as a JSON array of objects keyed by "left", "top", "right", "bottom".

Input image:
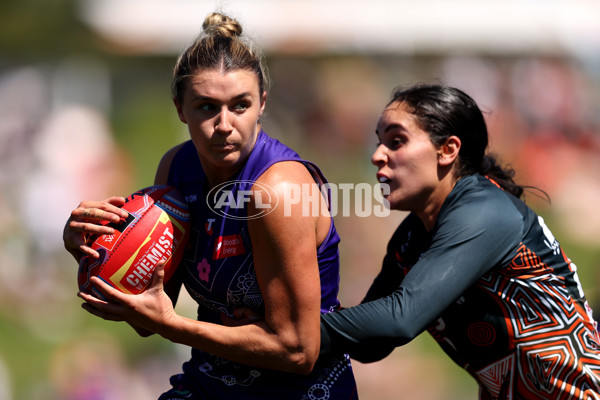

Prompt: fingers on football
[
  {"left": 77, "top": 206, "right": 122, "bottom": 223},
  {"left": 81, "top": 301, "right": 125, "bottom": 322},
  {"left": 74, "top": 198, "right": 128, "bottom": 221},
  {"left": 67, "top": 217, "right": 115, "bottom": 237},
  {"left": 77, "top": 244, "right": 100, "bottom": 259},
  {"left": 88, "top": 276, "right": 125, "bottom": 302}
]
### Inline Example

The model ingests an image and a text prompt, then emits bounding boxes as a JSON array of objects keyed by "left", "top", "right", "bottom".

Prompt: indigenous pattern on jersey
[
  {"left": 164, "top": 131, "right": 357, "bottom": 400},
  {"left": 321, "top": 174, "right": 600, "bottom": 399},
  {"left": 410, "top": 214, "right": 600, "bottom": 400}
]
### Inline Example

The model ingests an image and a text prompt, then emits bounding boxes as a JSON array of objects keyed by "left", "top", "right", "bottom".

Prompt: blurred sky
[{"left": 1, "top": 1, "right": 600, "bottom": 399}]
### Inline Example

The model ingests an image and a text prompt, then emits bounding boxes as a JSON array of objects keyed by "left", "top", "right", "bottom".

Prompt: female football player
[{"left": 64, "top": 12, "right": 357, "bottom": 400}]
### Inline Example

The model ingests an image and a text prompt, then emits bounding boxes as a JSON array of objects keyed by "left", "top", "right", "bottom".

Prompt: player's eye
[
  {"left": 197, "top": 103, "right": 216, "bottom": 112},
  {"left": 388, "top": 136, "right": 406, "bottom": 150},
  {"left": 233, "top": 101, "right": 249, "bottom": 112}
]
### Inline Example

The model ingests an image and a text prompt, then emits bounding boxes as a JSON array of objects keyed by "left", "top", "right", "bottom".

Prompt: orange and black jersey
[{"left": 321, "top": 174, "right": 600, "bottom": 399}]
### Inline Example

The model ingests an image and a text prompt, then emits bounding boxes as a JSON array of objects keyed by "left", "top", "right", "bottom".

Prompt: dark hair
[
  {"left": 171, "top": 12, "right": 269, "bottom": 104},
  {"left": 388, "top": 83, "right": 524, "bottom": 198}
]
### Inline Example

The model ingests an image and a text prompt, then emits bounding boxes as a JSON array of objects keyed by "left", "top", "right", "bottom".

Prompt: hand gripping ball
[{"left": 78, "top": 185, "right": 191, "bottom": 297}]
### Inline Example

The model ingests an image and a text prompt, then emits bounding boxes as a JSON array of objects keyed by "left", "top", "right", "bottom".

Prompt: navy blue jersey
[
  {"left": 161, "top": 131, "right": 357, "bottom": 400},
  {"left": 321, "top": 174, "right": 600, "bottom": 399}
]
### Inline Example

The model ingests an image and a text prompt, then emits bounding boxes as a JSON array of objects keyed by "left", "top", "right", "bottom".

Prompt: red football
[{"left": 78, "top": 185, "right": 191, "bottom": 297}]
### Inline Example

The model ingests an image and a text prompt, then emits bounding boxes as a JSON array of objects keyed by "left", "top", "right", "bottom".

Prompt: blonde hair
[{"left": 171, "top": 12, "right": 269, "bottom": 103}]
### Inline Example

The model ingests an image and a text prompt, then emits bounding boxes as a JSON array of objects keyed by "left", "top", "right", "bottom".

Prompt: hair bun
[{"left": 202, "top": 12, "right": 243, "bottom": 37}]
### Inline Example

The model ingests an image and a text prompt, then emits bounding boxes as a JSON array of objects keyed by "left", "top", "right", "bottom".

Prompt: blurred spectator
[{"left": 20, "top": 105, "right": 131, "bottom": 255}]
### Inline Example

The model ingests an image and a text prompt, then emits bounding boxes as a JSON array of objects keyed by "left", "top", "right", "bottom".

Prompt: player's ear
[
  {"left": 259, "top": 91, "right": 267, "bottom": 118},
  {"left": 437, "top": 136, "right": 460, "bottom": 167},
  {"left": 173, "top": 98, "right": 187, "bottom": 124}
]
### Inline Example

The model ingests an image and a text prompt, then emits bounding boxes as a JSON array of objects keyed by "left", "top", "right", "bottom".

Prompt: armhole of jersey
[
  {"left": 302, "top": 162, "right": 337, "bottom": 254},
  {"left": 317, "top": 216, "right": 337, "bottom": 254}
]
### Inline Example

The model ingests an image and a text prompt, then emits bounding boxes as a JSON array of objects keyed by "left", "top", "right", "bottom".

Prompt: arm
[
  {"left": 319, "top": 248, "right": 405, "bottom": 363},
  {"left": 79, "top": 161, "right": 327, "bottom": 374},
  {"left": 321, "top": 194, "right": 523, "bottom": 363}
]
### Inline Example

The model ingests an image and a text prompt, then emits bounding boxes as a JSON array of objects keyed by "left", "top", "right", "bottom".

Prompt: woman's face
[
  {"left": 175, "top": 69, "right": 266, "bottom": 183},
  {"left": 372, "top": 101, "right": 442, "bottom": 213}
]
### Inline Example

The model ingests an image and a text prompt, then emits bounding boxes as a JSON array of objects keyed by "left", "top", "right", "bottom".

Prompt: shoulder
[
  {"left": 248, "top": 160, "right": 324, "bottom": 221},
  {"left": 240, "top": 131, "right": 306, "bottom": 183},
  {"left": 437, "top": 175, "right": 524, "bottom": 239},
  {"left": 257, "top": 160, "right": 315, "bottom": 186}
]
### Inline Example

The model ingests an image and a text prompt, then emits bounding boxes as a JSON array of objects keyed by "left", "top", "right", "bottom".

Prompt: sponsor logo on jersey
[
  {"left": 205, "top": 218, "right": 215, "bottom": 236},
  {"left": 213, "top": 234, "right": 245, "bottom": 259}
]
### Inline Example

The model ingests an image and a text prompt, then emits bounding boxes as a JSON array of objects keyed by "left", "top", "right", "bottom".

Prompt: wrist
[{"left": 156, "top": 312, "right": 186, "bottom": 343}]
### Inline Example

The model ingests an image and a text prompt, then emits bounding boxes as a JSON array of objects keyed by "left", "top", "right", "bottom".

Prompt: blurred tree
[{"left": 0, "top": 0, "right": 100, "bottom": 63}]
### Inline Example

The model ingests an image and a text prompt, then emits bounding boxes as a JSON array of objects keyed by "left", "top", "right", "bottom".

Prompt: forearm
[
  {"left": 160, "top": 314, "right": 318, "bottom": 374},
  {"left": 321, "top": 246, "right": 503, "bottom": 362},
  {"left": 79, "top": 271, "right": 319, "bottom": 373}
]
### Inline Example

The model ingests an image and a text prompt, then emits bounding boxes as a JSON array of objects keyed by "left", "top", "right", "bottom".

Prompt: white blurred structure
[{"left": 78, "top": 0, "right": 600, "bottom": 57}]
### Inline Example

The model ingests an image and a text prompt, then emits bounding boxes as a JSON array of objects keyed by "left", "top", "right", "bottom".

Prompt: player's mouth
[
  {"left": 212, "top": 142, "right": 237, "bottom": 152},
  {"left": 377, "top": 173, "right": 391, "bottom": 185}
]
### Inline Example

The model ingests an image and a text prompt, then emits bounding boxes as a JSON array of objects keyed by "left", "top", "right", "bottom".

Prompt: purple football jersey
[{"left": 162, "top": 131, "right": 357, "bottom": 399}]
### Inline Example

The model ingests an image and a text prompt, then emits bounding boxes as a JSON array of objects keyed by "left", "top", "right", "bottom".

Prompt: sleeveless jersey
[
  {"left": 164, "top": 131, "right": 357, "bottom": 400},
  {"left": 322, "top": 174, "right": 600, "bottom": 399}
]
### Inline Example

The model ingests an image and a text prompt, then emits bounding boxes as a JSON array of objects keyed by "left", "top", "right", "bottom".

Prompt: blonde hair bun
[{"left": 202, "top": 12, "right": 242, "bottom": 37}]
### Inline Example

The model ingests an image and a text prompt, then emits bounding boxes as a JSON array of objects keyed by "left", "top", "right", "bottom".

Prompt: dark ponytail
[
  {"left": 480, "top": 154, "right": 523, "bottom": 198},
  {"left": 389, "top": 83, "right": 525, "bottom": 199}
]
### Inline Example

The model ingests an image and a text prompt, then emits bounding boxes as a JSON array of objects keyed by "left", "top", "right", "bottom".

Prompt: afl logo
[{"left": 207, "top": 180, "right": 279, "bottom": 220}]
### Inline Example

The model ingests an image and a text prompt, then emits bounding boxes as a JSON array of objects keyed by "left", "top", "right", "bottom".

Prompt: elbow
[
  {"left": 348, "top": 327, "right": 417, "bottom": 364},
  {"left": 289, "top": 353, "right": 318, "bottom": 375},
  {"left": 271, "top": 322, "right": 321, "bottom": 374},
  {"left": 389, "top": 324, "right": 420, "bottom": 343},
  {"left": 284, "top": 342, "right": 319, "bottom": 375}
]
